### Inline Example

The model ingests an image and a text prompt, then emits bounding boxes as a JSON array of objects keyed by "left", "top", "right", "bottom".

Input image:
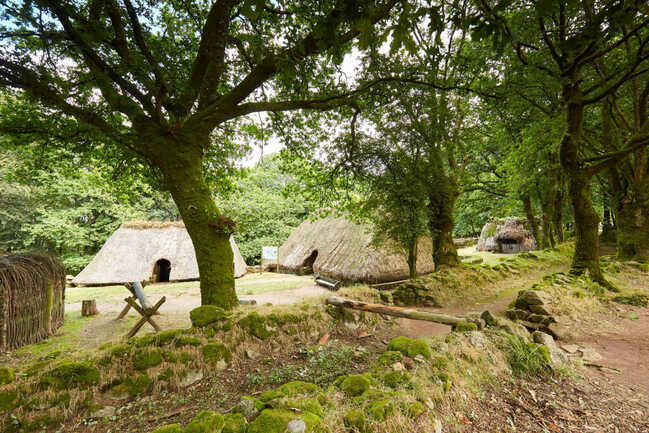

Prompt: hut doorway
[
  {"left": 154, "top": 259, "right": 171, "bottom": 282},
  {"left": 301, "top": 250, "right": 318, "bottom": 274}
]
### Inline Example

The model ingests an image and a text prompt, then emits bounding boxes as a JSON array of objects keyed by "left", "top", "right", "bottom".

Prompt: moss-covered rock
[
  {"left": 0, "top": 389, "right": 20, "bottom": 412},
  {"left": 406, "top": 339, "right": 433, "bottom": 359},
  {"left": 377, "top": 351, "right": 403, "bottom": 366},
  {"left": 386, "top": 336, "right": 432, "bottom": 359},
  {"left": 0, "top": 367, "right": 14, "bottom": 385},
  {"left": 247, "top": 408, "right": 321, "bottom": 433},
  {"left": 40, "top": 362, "right": 99, "bottom": 390},
  {"left": 368, "top": 398, "right": 394, "bottom": 421},
  {"left": 175, "top": 336, "right": 202, "bottom": 347},
  {"left": 267, "top": 313, "right": 302, "bottom": 326},
  {"left": 132, "top": 348, "right": 164, "bottom": 370},
  {"left": 151, "top": 424, "right": 183, "bottom": 433},
  {"left": 340, "top": 374, "right": 370, "bottom": 397},
  {"left": 386, "top": 336, "right": 412, "bottom": 353},
  {"left": 238, "top": 313, "right": 273, "bottom": 339},
  {"left": 110, "top": 344, "right": 132, "bottom": 357},
  {"left": 185, "top": 410, "right": 225, "bottom": 433},
  {"left": 259, "top": 381, "right": 320, "bottom": 402},
  {"left": 267, "top": 397, "right": 323, "bottom": 417},
  {"left": 223, "top": 413, "right": 246, "bottom": 433},
  {"left": 154, "top": 329, "right": 184, "bottom": 346},
  {"left": 233, "top": 395, "right": 265, "bottom": 420},
  {"left": 202, "top": 343, "right": 232, "bottom": 368},
  {"left": 453, "top": 321, "right": 478, "bottom": 332},
  {"left": 190, "top": 306, "right": 232, "bottom": 328},
  {"left": 404, "top": 401, "right": 425, "bottom": 418},
  {"left": 383, "top": 370, "right": 411, "bottom": 388},
  {"left": 108, "top": 374, "right": 152, "bottom": 398},
  {"left": 343, "top": 409, "right": 366, "bottom": 431}
]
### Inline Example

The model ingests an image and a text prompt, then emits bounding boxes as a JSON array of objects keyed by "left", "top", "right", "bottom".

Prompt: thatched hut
[
  {"left": 73, "top": 221, "right": 247, "bottom": 286},
  {"left": 476, "top": 218, "right": 535, "bottom": 253},
  {"left": 0, "top": 254, "right": 66, "bottom": 352},
  {"left": 279, "top": 217, "right": 435, "bottom": 283}
]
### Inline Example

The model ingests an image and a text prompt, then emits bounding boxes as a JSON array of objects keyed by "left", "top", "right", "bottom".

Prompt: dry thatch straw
[
  {"left": 73, "top": 221, "right": 247, "bottom": 286},
  {"left": 0, "top": 254, "right": 65, "bottom": 352},
  {"left": 279, "top": 216, "right": 435, "bottom": 283},
  {"left": 477, "top": 217, "right": 535, "bottom": 253}
]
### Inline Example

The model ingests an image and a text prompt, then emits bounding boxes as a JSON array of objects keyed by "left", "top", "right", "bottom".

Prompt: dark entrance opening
[
  {"left": 301, "top": 250, "right": 318, "bottom": 274},
  {"left": 154, "top": 259, "right": 171, "bottom": 282}
]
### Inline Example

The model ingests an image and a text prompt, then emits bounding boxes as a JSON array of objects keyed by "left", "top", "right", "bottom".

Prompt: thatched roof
[
  {"left": 476, "top": 218, "right": 535, "bottom": 253},
  {"left": 73, "top": 222, "right": 247, "bottom": 285},
  {"left": 0, "top": 254, "right": 65, "bottom": 351},
  {"left": 279, "top": 216, "right": 435, "bottom": 283}
]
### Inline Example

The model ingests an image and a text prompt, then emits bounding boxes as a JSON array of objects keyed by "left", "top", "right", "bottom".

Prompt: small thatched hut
[
  {"left": 476, "top": 218, "right": 535, "bottom": 253},
  {"left": 279, "top": 217, "right": 435, "bottom": 283},
  {"left": 0, "top": 254, "right": 66, "bottom": 352},
  {"left": 73, "top": 221, "right": 247, "bottom": 286}
]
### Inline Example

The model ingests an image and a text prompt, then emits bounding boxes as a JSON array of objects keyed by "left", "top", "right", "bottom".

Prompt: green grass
[{"left": 458, "top": 246, "right": 511, "bottom": 265}]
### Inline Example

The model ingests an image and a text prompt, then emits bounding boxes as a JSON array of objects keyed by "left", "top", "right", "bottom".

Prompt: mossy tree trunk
[
  {"left": 407, "top": 235, "right": 418, "bottom": 279},
  {"left": 553, "top": 189, "right": 564, "bottom": 243},
  {"left": 559, "top": 85, "right": 607, "bottom": 284},
  {"left": 148, "top": 134, "right": 238, "bottom": 309},
  {"left": 427, "top": 178, "right": 460, "bottom": 267},
  {"left": 616, "top": 185, "right": 649, "bottom": 261}
]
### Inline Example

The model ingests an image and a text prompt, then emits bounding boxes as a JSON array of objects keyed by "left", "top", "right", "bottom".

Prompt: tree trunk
[
  {"left": 82, "top": 300, "right": 98, "bottom": 316},
  {"left": 151, "top": 137, "right": 238, "bottom": 309},
  {"left": 616, "top": 188, "right": 649, "bottom": 261},
  {"left": 427, "top": 186, "right": 460, "bottom": 267},
  {"left": 407, "top": 237, "right": 418, "bottom": 279},
  {"left": 553, "top": 188, "right": 564, "bottom": 242},
  {"left": 521, "top": 194, "right": 539, "bottom": 248},
  {"left": 559, "top": 85, "right": 608, "bottom": 286},
  {"left": 568, "top": 175, "right": 603, "bottom": 280}
]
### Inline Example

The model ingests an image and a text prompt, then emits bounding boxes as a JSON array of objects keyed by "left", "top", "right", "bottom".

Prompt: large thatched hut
[
  {"left": 476, "top": 218, "right": 535, "bottom": 253},
  {"left": 0, "top": 254, "right": 66, "bottom": 352},
  {"left": 279, "top": 217, "right": 435, "bottom": 283},
  {"left": 73, "top": 222, "right": 247, "bottom": 286}
]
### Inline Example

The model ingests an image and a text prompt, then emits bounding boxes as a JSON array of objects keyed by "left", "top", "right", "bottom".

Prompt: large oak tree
[{"left": 0, "top": 0, "right": 401, "bottom": 308}]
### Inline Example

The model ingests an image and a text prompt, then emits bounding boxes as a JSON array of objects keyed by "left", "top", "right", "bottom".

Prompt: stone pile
[{"left": 506, "top": 290, "right": 559, "bottom": 336}]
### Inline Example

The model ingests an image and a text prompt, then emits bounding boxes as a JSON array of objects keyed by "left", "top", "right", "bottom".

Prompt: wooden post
[
  {"left": 81, "top": 300, "right": 99, "bottom": 317},
  {"left": 325, "top": 296, "right": 465, "bottom": 326}
]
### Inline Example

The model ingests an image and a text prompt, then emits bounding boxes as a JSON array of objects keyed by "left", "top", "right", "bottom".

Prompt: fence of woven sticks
[{"left": 0, "top": 254, "right": 66, "bottom": 352}]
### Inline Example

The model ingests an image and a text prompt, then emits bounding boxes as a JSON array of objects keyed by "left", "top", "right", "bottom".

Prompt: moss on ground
[
  {"left": 339, "top": 374, "right": 370, "bottom": 397},
  {"left": 0, "top": 389, "right": 20, "bottom": 412},
  {"left": 185, "top": 410, "right": 224, "bottom": 433},
  {"left": 259, "top": 381, "right": 320, "bottom": 402},
  {"left": 222, "top": 413, "right": 246, "bottom": 433},
  {"left": 39, "top": 362, "right": 99, "bottom": 390},
  {"left": 202, "top": 343, "right": 232, "bottom": 366},
  {"left": 190, "top": 306, "right": 232, "bottom": 328},
  {"left": 453, "top": 321, "right": 479, "bottom": 332},
  {"left": 109, "top": 374, "right": 152, "bottom": 398},
  {"left": 386, "top": 336, "right": 433, "bottom": 359},
  {"left": 0, "top": 367, "right": 14, "bottom": 385},
  {"left": 238, "top": 313, "right": 273, "bottom": 339},
  {"left": 132, "top": 348, "right": 164, "bottom": 370},
  {"left": 383, "top": 370, "right": 411, "bottom": 388},
  {"left": 343, "top": 409, "right": 366, "bottom": 431},
  {"left": 151, "top": 424, "right": 183, "bottom": 433},
  {"left": 246, "top": 408, "right": 321, "bottom": 433}
]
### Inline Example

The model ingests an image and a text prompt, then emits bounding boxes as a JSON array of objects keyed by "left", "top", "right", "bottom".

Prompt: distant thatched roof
[
  {"left": 476, "top": 218, "right": 535, "bottom": 253},
  {"left": 0, "top": 254, "right": 65, "bottom": 351},
  {"left": 73, "top": 222, "right": 246, "bottom": 285},
  {"left": 279, "top": 216, "right": 435, "bottom": 283}
]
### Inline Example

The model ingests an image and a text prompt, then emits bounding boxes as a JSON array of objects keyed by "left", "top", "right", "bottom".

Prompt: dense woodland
[{"left": 1, "top": 0, "right": 648, "bottom": 306}]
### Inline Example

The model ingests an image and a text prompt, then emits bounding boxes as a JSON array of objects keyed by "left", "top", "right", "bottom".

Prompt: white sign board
[{"left": 261, "top": 246, "right": 278, "bottom": 261}]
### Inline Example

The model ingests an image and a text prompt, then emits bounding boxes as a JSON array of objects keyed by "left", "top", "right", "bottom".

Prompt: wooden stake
[
  {"left": 125, "top": 296, "right": 165, "bottom": 339},
  {"left": 81, "top": 300, "right": 98, "bottom": 316},
  {"left": 325, "top": 296, "right": 464, "bottom": 326}
]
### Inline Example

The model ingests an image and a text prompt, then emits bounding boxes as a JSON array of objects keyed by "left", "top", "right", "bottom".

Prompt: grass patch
[{"left": 504, "top": 333, "right": 551, "bottom": 377}]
